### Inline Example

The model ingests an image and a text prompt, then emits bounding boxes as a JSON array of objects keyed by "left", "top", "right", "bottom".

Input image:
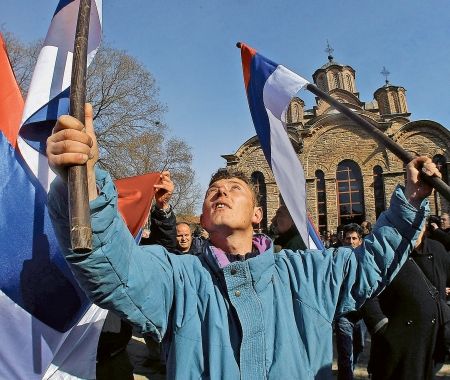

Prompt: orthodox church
[{"left": 222, "top": 47, "right": 450, "bottom": 234}]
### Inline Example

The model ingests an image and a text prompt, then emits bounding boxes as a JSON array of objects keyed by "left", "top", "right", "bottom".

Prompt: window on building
[
  {"left": 290, "top": 103, "right": 299, "bottom": 123},
  {"left": 399, "top": 93, "right": 407, "bottom": 112},
  {"left": 393, "top": 94, "right": 401, "bottom": 113},
  {"left": 317, "top": 74, "right": 326, "bottom": 91},
  {"left": 336, "top": 160, "right": 365, "bottom": 225},
  {"left": 315, "top": 170, "right": 328, "bottom": 233},
  {"left": 378, "top": 96, "right": 388, "bottom": 115},
  {"left": 373, "top": 165, "right": 386, "bottom": 219},
  {"left": 333, "top": 72, "right": 340, "bottom": 89},
  {"left": 346, "top": 74, "right": 353, "bottom": 92},
  {"left": 433, "top": 154, "right": 448, "bottom": 184},
  {"left": 251, "top": 171, "right": 267, "bottom": 233}
]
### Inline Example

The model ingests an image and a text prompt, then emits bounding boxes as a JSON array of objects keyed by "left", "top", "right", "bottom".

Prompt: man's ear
[
  {"left": 200, "top": 213, "right": 205, "bottom": 228},
  {"left": 252, "top": 206, "right": 263, "bottom": 224}
]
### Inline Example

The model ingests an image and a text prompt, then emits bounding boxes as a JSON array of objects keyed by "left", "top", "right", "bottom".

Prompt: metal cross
[
  {"left": 381, "top": 66, "right": 390, "bottom": 84},
  {"left": 325, "top": 40, "right": 334, "bottom": 61}
]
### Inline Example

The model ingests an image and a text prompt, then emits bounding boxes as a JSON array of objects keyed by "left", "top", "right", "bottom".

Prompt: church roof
[
  {"left": 312, "top": 55, "right": 355, "bottom": 79},
  {"left": 319, "top": 58, "right": 345, "bottom": 70},
  {"left": 374, "top": 82, "right": 406, "bottom": 96}
]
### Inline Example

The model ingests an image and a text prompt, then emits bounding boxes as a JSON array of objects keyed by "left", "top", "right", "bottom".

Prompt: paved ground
[{"left": 128, "top": 334, "right": 450, "bottom": 379}]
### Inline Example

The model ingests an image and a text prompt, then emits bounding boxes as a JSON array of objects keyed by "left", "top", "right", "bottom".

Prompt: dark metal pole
[
  {"left": 68, "top": 0, "right": 92, "bottom": 253},
  {"left": 306, "top": 83, "right": 450, "bottom": 202}
]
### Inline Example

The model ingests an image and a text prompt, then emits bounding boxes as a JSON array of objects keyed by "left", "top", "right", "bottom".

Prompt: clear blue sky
[{"left": 3, "top": 0, "right": 450, "bottom": 197}]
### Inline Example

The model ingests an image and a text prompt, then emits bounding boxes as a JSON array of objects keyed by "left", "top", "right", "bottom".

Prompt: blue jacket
[{"left": 49, "top": 169, "right": 428, "bottom": 379}]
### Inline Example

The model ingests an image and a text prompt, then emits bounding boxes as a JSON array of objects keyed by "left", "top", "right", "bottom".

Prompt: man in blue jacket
[{"left": 47, "top": 105, "right": 439, "bottom": 379}]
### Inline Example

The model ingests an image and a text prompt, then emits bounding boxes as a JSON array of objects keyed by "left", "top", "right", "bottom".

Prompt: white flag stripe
[
  {"left": 263, "top": 65, "right": 309, "bottom": 121},
  {"left": 17, "top": 137, "right": 57, "bottom": 191},
  {"left": 263, "top": 64, "right": 310, "bottom": 247},
  {"left": 43, "top": 305, "right": 107, "bottom": 380},
  {"left": 22, "top": 46, "right": 59, "bottom": 124},
  {"left": 267, "top": 109, "right": 309, "bottom": 247},
  {"left": 22, "top": 0, "right": 102, "bottom": 126}
]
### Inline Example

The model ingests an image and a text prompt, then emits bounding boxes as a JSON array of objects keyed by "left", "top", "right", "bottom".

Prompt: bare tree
[
  {"left": 86, "top": 45, "right": 167, "bottom": 158},
  {"left": 103, "top": 131, "right": 201, "bottom": 214},
  {"left": 4, "top": 30, "right": 201, "bottom": 214}
]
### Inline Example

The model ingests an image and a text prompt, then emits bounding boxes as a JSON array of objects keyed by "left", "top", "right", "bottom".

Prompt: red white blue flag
[
  {"left": 238, "top": 42, "right": 324, "bottom": 250},
  {"left": 0, "top": 1, "right": 104, "bottom": 378}
]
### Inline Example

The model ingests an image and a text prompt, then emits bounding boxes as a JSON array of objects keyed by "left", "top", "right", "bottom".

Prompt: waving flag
[
  {"left": 238, "top": 42, "right": 324, "bottom": 250},
  {"left": 115, "top": 173, "right": 160, "bottom": 238},
  {"left": 0, "top": 1, "right": 104, "bottom": 379}
]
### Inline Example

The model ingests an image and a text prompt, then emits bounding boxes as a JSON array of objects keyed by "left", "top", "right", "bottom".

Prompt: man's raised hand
[
  {"left": 47, "top": 103, "right": 99, "bottom": 200},
  {"left": 405, "top": 156, "right": 441, "bottom": 208},
  {"left": 154, "top": 171, "right": 174, "bottom": 211}
]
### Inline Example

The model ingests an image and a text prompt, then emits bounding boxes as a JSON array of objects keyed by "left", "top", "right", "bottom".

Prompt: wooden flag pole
[
  {"left": 306, "top": 83, "right": 450, "bottom": 201},
  {"left": 68, "top": 0, "right": 92, "bottom": 253}
]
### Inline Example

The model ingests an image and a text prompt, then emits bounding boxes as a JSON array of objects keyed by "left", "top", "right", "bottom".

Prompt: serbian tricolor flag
[
  {"left": 238, "top": 42, "right": 324, "bottom": 250},
  {"left": 0, "top": 1, "right": 105, "bottom": 379}
]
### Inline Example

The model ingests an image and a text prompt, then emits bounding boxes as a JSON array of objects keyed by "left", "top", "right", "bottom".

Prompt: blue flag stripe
[{"left": 246, "top": 52, "right": 278, "bottom": 166}]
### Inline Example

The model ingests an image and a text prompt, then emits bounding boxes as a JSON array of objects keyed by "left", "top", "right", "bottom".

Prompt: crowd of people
[
  {"left": 141, "top": 208, "right": 450, "bottom": 380},
  {"left": 136, "top": 210, "right": 450, "bottom": 379},
  {"left": 270, "top": 210, "right": 450, "bottom": 379},
  {"left": 99, "top": 203, "right": 450, "bottom": 380},
  {"left": 315, "top": 216, "right": 450, "bottom": 379},
  {"left": 45, "top": 105, "right": 450, "bottom": 379}
]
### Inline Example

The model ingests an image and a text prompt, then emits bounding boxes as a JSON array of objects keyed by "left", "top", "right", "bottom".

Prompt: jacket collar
[{"left": 200, "top": 234, "right": 275, "bottom": 281}]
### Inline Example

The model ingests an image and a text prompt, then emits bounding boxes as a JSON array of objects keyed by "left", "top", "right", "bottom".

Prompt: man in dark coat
[
  {"left": 429, "top": 212, "right": 450, "bottom": 251},
  {"left": 270, "top": 205, "right": 306, "bottom": 251},
  {"left": 335, "top": 223, "right": 366, "bottom": 380},
  {"left": 361, "top": 227, "right": 450, "bottom": 380}
]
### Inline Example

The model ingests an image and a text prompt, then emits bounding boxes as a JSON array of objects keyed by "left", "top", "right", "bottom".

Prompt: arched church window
[
  {"left": 317, "top": 74, "right": 326, "bottom": 91},
  {"left": 315, "top": 170, "right": 327, "bottom": 233},
  {"left": 336, "top": 160, "right": 365, "bottom": 225},
  {"left": 291, "top": 103, "right": 299, "bottom": 123},
  {"left": 333, "top": 72, "right": 340, "bottom": 89},
  {"left": 378, "top": 95, "right": 388, "bottom": 114},
  {"left": 393, "top": 94, "right": 401, "bottom": 113},
  {"left": 433, "top": 154, "right": 448, "bottom": 185},
  {"left": 345, "top": 74, "right": 353, "bottom": 92},
  {"left": 399, "top": 93, "right": 407, "bottom": 112},
  {"left": 251, "top": 171, "right": 267, "bottom": 232},
  {"left": 373, "top": 165, "right": 385, "bottom": 219}
]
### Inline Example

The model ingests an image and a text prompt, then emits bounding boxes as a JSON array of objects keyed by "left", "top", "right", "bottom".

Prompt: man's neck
[{"left": 209, "top": 230, "right": 254, "bottom": 255}]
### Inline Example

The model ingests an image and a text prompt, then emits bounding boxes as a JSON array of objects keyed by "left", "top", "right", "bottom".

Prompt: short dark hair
[
  {"left": 343, "top": 223, "right": 363, "bottom": 238},
  {"left": 207, "top": 169, "right": 260, "bottom": 207}
]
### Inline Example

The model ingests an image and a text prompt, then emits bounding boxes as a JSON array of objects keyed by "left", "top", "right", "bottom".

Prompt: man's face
[
  {"left": 201, "top": 178, "right": 262, "bottom": 235},
  {"left": 176, "top": 224, "right": 192, "bottom": 252},
  {"left": 271, "top": 206, "right": 294, "bottom": 234},
  {"left": 344, "top": 231, "right": 362, "bottom": 248},
  {"left": 441, "top": 213, "right": 450, "bottom": 229}
]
